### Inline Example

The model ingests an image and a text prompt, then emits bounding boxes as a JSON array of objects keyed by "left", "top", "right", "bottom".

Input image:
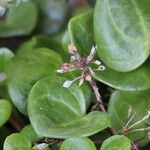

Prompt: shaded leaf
[
  {"left": 0, "top": 1, "right": 37, "bottom": 37},
  {"left": 69, "top": 10, "right": 94, "bottom": 56},
  {"left": 100, "top": 135, "right": 131, "bottom": 150},
  {"left": 18, "top": 35, "right": 68, "bottom": 60},
  {"left": 8, "top": 48, "right": 62, "bottom": 115},
  {"left": 21, "top": 124, "right": 43, "bottom": 143},
  {"left": 3, "top": 133, "right": 31, "bottom": 150},
  {"left": 60, "top": 137, "right": 96, "bottom": 150},
  {"left": 0, "top": 47, "right": 14, "bottom": 72},
  {"left": 108, "top": 90, "right": 150, "bottom": 146},
  {"left": 93, "top": 59, "right": 150, "bottom": 91},
  {"left": 0, "top": 99, "right": 12, "bottom": 127},
  {"left": 33, "top": 0, "right": 70, "bottom": 35}
]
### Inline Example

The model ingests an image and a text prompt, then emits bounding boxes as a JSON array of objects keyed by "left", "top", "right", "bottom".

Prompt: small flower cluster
[{"left": 57, "top": 44, "right": 105, "bottom": 88}]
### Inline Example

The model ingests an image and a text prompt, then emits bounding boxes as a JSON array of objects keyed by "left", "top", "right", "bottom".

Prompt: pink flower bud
[
  {"left": 60, "top": 63, "right": 71, "bottom": 72},
  {"left": 68, "top": 44, "right": 77, "bottom": 54}
]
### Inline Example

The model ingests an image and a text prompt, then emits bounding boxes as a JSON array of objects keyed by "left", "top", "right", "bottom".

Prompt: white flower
[
  {"left": 97, "top": 65, "right": 105, "bottom": 71},
  {"left": 57, "top": 69, "right": 65, "bottom": 73},
  {"left": 37, "top": 143, "right": 48, "bottom": 149},
  {"left": 63, "top": 80, "right": 72, "bottom": 88},
  {"left": 94, "top": 60, "right": 101, "bottom": 65}
]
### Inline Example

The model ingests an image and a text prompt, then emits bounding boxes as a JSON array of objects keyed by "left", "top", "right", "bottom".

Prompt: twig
[
  {"left": 89, "top": 79, "right": 106, "bottom": 113},
  {"left": 88, "top": 79, "right": 116, "bottom": 136}
]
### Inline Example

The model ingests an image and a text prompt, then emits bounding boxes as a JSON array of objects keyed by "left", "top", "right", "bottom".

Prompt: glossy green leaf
[
  {"left": 108, "top": 90, "right": 150, "bottom": 145},
  {"left": 28, "top": 76, "right": 111, "bottom": 139},
  {"left": 0, "top": 48, "right": 14, "bottom": 72},
  {"left": 69, "top": 11, "right": 94, "bottom": 56},
  {"left": 21, "top": 124, "right": 43, "bottom": 142},
  {"left": 0, "top": 99, "right": 12, "bottom": 127},
  {"left": 3, "top": 133, "right": 31, "bottom": 150},
  {"left": 94, "top": 0, "right": 150, "bottom": 72},
  {"left": 61, "top": 30, "right": 71, "bottom": 55},
  {"left": 0, "top": 1, "right": 37, "bottom": 37},
  {"left": 33, "top": 0, "right": 70, "bottom": 35},
  {"left": 58, "top": 71, "right": 92, "bottom": 109},
  {"left": 93, "top": 59, "right": 150, "bottom": 91},
  {"left": 0, "top": 48, "right": 14, "bottom": 84},
  {"left": 8, "top": 48, "right": 62, "bottom": 115},
  {"left": 60, "top": 137, "right": 96, "bottom": 150},
  {"left": 18, "top": 35, "right": 68, "bottom": 60},
  {"left": 100, "top": 135, "right": 131, "bottom": 150}
]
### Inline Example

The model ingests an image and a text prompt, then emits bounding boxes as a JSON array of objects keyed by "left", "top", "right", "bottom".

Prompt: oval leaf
[
  {"left": 100, "top": 135, "right": 131, "bottom": 150},
  {"left": 21, "top": 124, "right": 43, "bottom": 143},
  {"left": 28, "top": 76, "right": 111, "bottom": 139},
  {"left": 94, "top": 0, "right": 150, "bottom": 72},
  {"left": 0, "top": 1, "right": 37, "bottom": 37},
  {"left": 3, "top": 133, "right": 31, "bottom": 150},
  {"left": 33, "top": 0, "right": 69, "bottom": 35},
  {"left": 8, "top": 48, "right": 62, "bottom": 115},
  {"left": 61, "top": 30, "right": 71, "bottom": 57},
  {"left": 18, "top": 35, "right": 68, "bottom": 60},
  {"left": 69, "top": 11, "right": 94, "bottom": 56},
  {"left": 60, "top": 137, "right": 96, "bottom": 150},
  {"left": 108, "top": 90, "right": 150, "bottom": 145},
  {"left": 0, "top": 99, "right": 12, "bottom": 127},
  {"left": 0, "top": 48, "right": 14, "bottom": 73},
  {"left": 93, "top": 59, "right": 150, "bottom": 91}
]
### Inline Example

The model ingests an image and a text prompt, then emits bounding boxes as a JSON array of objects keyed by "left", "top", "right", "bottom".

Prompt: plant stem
[
  {"left": 89, "top": 79, "right": 106, "bottom": 113},
  {"left": 88, "top": 79, "right": 116, "bottom": 135},
  {"left": 9, "top": 117, "right": 22, "bottom": 132}
]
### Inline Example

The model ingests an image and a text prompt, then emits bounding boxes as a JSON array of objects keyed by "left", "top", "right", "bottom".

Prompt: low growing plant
[{"left": 0, "top": 0, "right": 150, "bottom": 150}]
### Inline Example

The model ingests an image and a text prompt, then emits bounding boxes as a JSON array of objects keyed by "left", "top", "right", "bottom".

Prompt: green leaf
[
  {"left": 0, "top": 99, "right": 12, "bottom": 127},
  {"left": 21, "top": 124, "right": 43, "bottom": 143},
  {"left": 94, "top": 0, "right": 150, "bottom": 72},
  {"left": 60, "top": 137, "right": 96, "bottom": 150},
  {"left": 0, "top": 48, "right": 14, "bottom": 72},
  {"left": 18, "top": 35, "right": 68, "bottom": 60},
  {"left": 0, "top": 1, "right": 37, "bottom": 37},
  {"left": 33, "top": 0, "right": 70, "bottom": 35},
  {"left": 8, "top": 48, "right": 62, "bottom": 115},
  {"left": 3, "top": 133, "right": 31, "bottom": 150},
  {"left": 61, "top": 30, "right": 71, "bottom": 56},
  {"left": 93, "top": 59, "right": 150, "bottom": 91},
  {"left": 100, "top": 135, "right": 131, "bottom": 150},
  {"left": 108, "top": 90, "right": 150, "bottom": 146},
  {"left": 28, "top": 76, "right": 111, "bottom": 139},
  {"left": 57, "top": 71, "right": 92, "bottom": 109},
  {"left": 69, "top": 10, "right": 94, "bottom": 56}
]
